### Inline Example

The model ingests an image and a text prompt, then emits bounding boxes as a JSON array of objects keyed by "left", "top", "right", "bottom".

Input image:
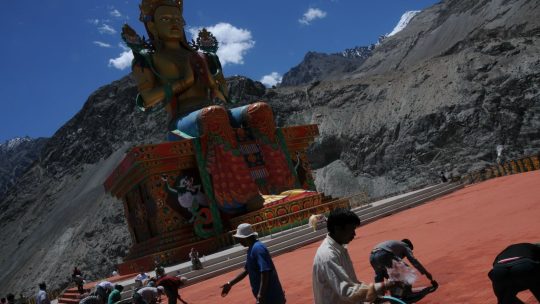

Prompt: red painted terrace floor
[{"left": 177, "top": 170, "right": 540, "bottom": 303}]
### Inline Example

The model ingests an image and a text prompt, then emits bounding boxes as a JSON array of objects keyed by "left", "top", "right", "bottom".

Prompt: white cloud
[
  {"left": 98, "top": 24, "right": 117, "bottom": 35},
  {"left": 260, "top": 72, "right": 282, "bottom": 88},
  {"left": 87, "top": 19, "right": 100, "bottom": 25},
  {"left": 110, "top": 9, "right": 122, "bottom": 18},
  {"left": 188, "top": 22, "right": 255, "bottom": 66},
  {"left": 299, "top": 8, "right": 327, "bottom": 25},
  {"left": 108, "top": 50, "right": 133, "bottom": 70},
  {"left": 93, "top": 41, "right": 112, "bottom": 48}
]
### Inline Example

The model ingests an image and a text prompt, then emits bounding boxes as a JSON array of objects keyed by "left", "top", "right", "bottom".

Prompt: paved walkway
[{"left": 180, "top": 170, "right": 540, "bottom": 303}]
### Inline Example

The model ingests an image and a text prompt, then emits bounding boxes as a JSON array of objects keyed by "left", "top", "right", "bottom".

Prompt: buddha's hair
[{"left": 139, "top": 0, "right": 183, "bottom": 22}]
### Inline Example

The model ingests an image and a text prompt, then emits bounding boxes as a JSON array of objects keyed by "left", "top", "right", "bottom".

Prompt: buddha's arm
[
  {"left": 205, "top": 67, "right": 228, "bottom": 102},
  {"left": 132, "top": 64, "right": 195, "bottom": 109}
]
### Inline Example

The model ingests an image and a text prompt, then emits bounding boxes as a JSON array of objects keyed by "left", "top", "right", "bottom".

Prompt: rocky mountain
[
  {"left": 0, "top": 76, "right": 267, "bottom": 297},
  {"left": 280, "top": 46, "right": 373, "bottom": 87},
  {"left": 0, "top": 137, "right": 48, "bottom": 200},
  {"left": 280, "top": 9, "right": 419, "bottom": 88},
  {"left": 1, "top": 0, "right": 539, "bottom": 297},
  {"left": 226, "top": 75, "right": 267, "bottom": 103},
  {"left": 272, "top": 0, "right": 540, "bottom": 197}
]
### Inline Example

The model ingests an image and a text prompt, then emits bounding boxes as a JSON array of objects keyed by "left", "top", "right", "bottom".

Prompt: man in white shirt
[
  {"left": 135, "top": 271, "right": 150, "bottom": 289},
  {"left": 136, "top": 286, "right": 164, "bottom": 304},
  {"left": 35, "top": 283, "right": 50, "bottom": 304},
  {"left": 312, "top": 209, "right": 393, "bottom": 303}
]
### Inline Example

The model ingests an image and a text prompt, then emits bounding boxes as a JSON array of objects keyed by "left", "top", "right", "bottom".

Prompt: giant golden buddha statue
[{"left": 122, "top": 0, "right": 299, "bottom": 216}]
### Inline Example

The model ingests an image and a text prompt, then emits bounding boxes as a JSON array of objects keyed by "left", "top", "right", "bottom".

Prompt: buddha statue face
[{"left": 148, "top": 5, "right": 185, "bottom": 42}]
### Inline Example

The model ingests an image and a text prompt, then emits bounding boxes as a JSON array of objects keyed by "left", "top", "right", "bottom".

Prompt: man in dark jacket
[{"left": 488, "top": 242, "right": 540, "bottom": 304}]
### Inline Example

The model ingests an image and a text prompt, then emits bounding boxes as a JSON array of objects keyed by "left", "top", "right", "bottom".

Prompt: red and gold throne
[{"left": 104, "top": 123, "right": 334, "bottom": 273}]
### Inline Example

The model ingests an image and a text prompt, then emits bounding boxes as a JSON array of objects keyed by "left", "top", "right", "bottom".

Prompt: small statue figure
[
  {"left": 162, "top": 174, "right": 208, "bottom": 223},
  {"left": 189, "top": 247, "right": 203, "bottom": 270}
]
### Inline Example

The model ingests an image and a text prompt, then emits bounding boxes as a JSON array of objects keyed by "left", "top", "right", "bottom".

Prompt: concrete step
[
  {"left": 360, "top": 183, "right": 464, "bottom": 224},
  {"left": 185, "top": 230, "right": 328, "bottom": 286},
  {"left": 162, "top": 183, "right": 456, "bottom": 280},
  {"left": 178, "top": 184, "right": 458, "bottom": 284},
  {"left": 357, "top": 183, "right": 458, "bottom": 220},
  {"left": 61, "top": 292, "right": 81, "bottom": 299},
  {"left": 57, "top": 298, "right": 80, "bottom": 304},
  {"left": 352, "top": 183, "right": 449, "bottom": 214}
]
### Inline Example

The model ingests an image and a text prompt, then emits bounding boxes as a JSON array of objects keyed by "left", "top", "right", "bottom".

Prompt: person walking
[
  {"left": 488, "top": 242, "right": 540, "bottom": 303},
  {"left": 369, "top": 239, "right": 436, "bottom": 286},
  {"left": 155, "top": 267, "right": 188, "bottom": 304},
  {"left": 312, "top": 209, "right": 392, "bottom": 303},
  {"left": 72, "top": 267, "right": 85, "bottom": 294},
  {"left": 36, "top": 283, "right": 50, "bottom": 304},
  {"left": 221, "top": 223, "right": 286, "bottom": 304}
]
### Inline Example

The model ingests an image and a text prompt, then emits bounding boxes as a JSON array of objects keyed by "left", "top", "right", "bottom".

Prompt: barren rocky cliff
[
  {"left": 0, "top": 137, "right": 48, "bottom": 201},
  {"left": 0, "top": 0, "right": 539, "bottom": 297}
]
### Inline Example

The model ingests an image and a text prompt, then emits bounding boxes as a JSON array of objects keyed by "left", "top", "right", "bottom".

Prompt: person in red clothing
[{"left": 155, "top": 267, "right": 188, "bottom": 304}]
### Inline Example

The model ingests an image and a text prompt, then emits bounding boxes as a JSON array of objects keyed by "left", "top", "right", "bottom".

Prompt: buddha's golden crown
[{"left": 139, "top": 0, "right": 183, "bottom": 22}]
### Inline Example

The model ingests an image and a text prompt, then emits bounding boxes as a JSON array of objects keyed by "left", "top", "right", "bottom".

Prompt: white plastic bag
[{"left": 386, "top": 259, "right": 417, "bottom": 285}]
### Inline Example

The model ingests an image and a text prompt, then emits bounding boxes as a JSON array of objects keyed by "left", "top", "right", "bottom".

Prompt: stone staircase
[
  {"left": 58, "top": 181, "right": 463, "bottom": 304},
  {"left": 56, "top": 273, "right": 136, "bottom": 304},
  {"left": 57, "top": 289, "right": 82, "bottom": 304}
]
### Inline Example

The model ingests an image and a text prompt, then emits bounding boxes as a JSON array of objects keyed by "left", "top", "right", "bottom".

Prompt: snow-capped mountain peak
[
  {"left": 388, "top": 10, "right": 420, "bottom": 37},
  {"left": 1, "top": 136, "right": 32, "bottom": 151},
  {"left": 340, "top": 45, "right": 374, "bottom": 59}
]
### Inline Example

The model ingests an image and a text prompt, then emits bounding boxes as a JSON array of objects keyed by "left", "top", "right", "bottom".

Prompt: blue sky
[{"left": 0, "top": 0, "right": 438, "bottom": 143}]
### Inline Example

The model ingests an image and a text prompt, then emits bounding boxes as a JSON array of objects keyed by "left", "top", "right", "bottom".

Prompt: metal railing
[{"left": 459, "top": 153, "right": 540, "bottom": 185}]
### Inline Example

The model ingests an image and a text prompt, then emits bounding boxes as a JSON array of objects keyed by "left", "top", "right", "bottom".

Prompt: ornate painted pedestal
[{"left": 104, "top": 124, "right": 347, "bottom": 273}]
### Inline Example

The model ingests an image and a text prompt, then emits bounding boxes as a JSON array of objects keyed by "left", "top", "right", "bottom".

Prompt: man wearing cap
[{"left": 221, "top": 223, "right": 286, "bottom": 304}]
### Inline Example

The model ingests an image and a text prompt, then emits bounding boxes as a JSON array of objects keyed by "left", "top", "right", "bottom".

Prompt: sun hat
[{"left": 233, "top": 223, "right": 258, "bottom": 239}]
